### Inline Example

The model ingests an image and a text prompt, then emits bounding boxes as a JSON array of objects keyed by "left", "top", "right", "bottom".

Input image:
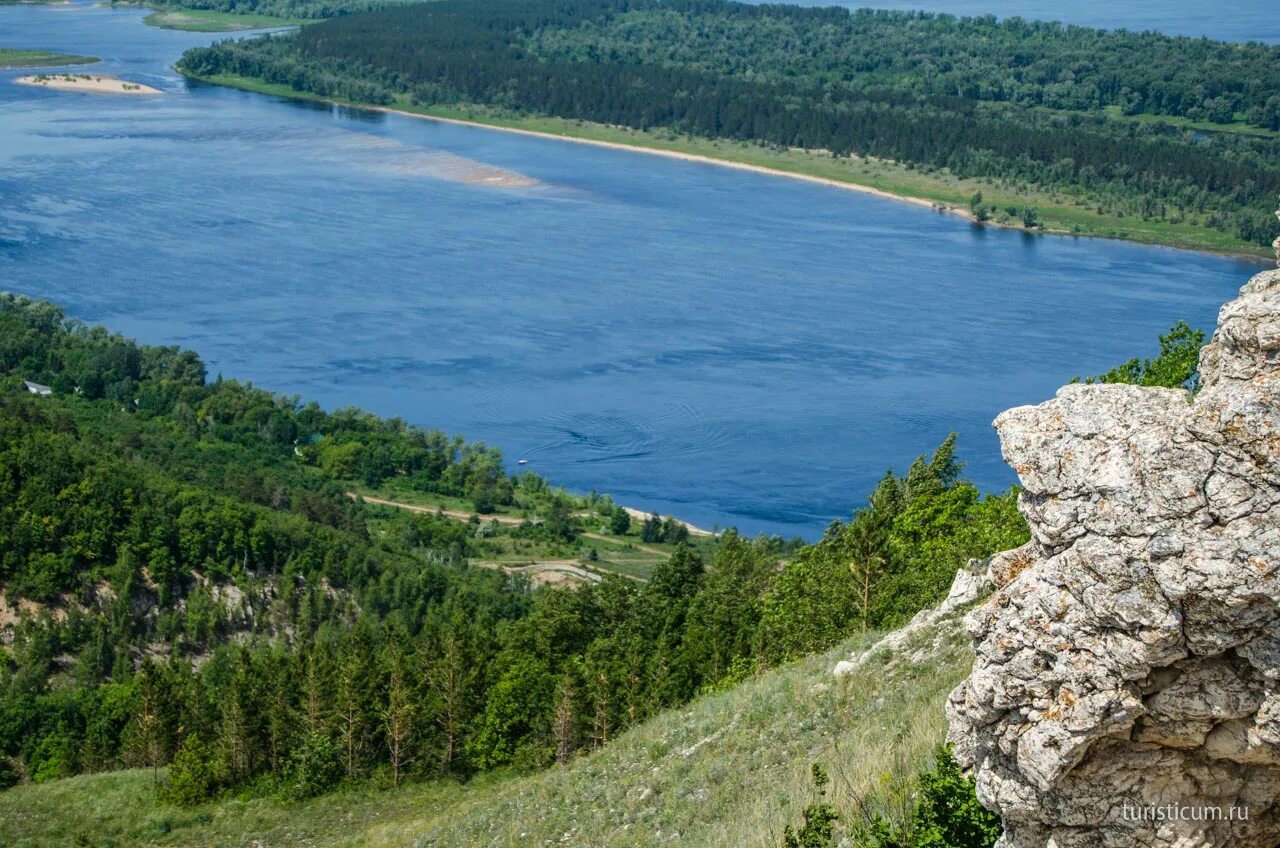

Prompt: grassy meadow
[{"left": 142, "top": 7, "right": 305, "bottom": 31}]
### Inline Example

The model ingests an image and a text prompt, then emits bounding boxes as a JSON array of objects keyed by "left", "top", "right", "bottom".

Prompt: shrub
[
  {"left": 285, "top": 732, "right": 344, "bottom": 800},
  {"left": 161, "top": 735, "right": 222, "bottom": 806},
  {"left": 783, "top": 764, "right": 839, "bottom": 848},
  {"left": 865, "top": 746, "right": 1000, "bottom": 848}
]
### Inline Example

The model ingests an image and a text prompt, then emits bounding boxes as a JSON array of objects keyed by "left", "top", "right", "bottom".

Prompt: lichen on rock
[{"left": 947, "top": 263, "right": 1280, "bottom": 847}]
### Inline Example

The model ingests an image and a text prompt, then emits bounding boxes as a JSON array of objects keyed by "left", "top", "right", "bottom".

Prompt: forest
[
  {"left": 0, "top": 293, "right": 1031, "bottom": 804},
  {"left": 177, "top": 0, "right": 1280, "bottom": 247}
]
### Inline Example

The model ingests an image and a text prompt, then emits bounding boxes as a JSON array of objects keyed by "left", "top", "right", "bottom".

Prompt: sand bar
[
  {"left": 16, "top": 73, "right": 161, "bottom": 95},
  {"left": 381, "top": 106, "right": 942, "bottom": 211}
]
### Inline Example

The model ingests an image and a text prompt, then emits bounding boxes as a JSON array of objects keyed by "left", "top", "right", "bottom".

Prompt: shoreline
[
  {"left": 379, "top": 105, "right": 943, "bottom": 214},
  {"left": 181, "top": 72, "right": 1273, "bottom": 263},
  {"left": 375, "top": 106, "right": 1278, "bottom": 262}
]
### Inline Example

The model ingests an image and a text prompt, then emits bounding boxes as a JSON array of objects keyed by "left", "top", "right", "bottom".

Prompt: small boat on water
[{"left": 517, "top": 459, "right": 528, "bottom": 465}]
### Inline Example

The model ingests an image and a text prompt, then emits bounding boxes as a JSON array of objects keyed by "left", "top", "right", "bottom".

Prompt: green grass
[
  {"left": 0, "top": 605, "right": 974, "bottom": 847},
  {"left": 143, "top": 8, "right": 306, "bottom": 31},
  {"left": 1101, "top": 105, "right": 1280, "bottom": 139},
  {"left": 354, "top": 481, "right": 722, "bottom": 581},
  {"left": 182, "top": 71, "right": 1274, "bottom": 261},
  {"left": 0, "top": 48, "right": 98, "bottom": 69}
]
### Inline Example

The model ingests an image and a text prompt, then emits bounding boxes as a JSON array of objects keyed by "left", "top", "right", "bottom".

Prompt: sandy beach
[
  {"left": 382, "top": 106, "right": 946, "bottom": 212},
  {"left": 16, "top": 73, "right": 161, "bottom": 95}
]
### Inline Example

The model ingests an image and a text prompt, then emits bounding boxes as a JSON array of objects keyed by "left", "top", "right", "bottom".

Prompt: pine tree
[{"left": 381, "top": 640, "right": 415, "bottom": 788}]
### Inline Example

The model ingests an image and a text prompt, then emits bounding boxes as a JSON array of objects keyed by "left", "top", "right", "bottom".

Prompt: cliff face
[{"left": 948, "top": 265, "right": 1280, "bottom": 847}]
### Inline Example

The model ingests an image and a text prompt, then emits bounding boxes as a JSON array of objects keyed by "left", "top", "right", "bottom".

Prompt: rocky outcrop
[{"left": 947, "top": 263, "right": 1280, "bottom": 847}]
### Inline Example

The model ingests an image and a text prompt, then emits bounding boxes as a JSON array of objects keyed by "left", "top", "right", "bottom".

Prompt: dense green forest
[
  {"left": 178, "top": 0, "right": 1280, "bottom": 248},
  {"left": 0, "top": 293, "right": 1027, "bottom": 802}
]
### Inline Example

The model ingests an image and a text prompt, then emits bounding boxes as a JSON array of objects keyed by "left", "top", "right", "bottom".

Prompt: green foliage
[
  {"left": 865, "top": 746, "right": 1000, "bottom": 848},
  {"left": 758, "top": 437, "right": 1028, "bottom": 662},
  {"left": 783, "top": 764, "right": 839, "bottom": 848},
  {"left": 162, "top": 735, "right": 222, "bottom": 806},
  {"left": 467, "top": 658, "right": 555, "bottom": 770},
  {"left": 608, "top": 506, "right": 631, "bottom": 535},
  {"left": 1079, "top": 321, "right": 1206, "bottom": 392},
  {"left": 284, "top": 732, "right": 343, "bottom": 800},
  {"left": 0, "top": 297, "right": 1027, "bottom": 810},
  {"left": 0, "top": 756, "right": 22, "bottom": 789}
]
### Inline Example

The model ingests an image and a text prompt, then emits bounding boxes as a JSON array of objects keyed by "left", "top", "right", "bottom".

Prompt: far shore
[
  {"left": 379, "top": 106, "right": 943, "bottom": 214},
  {"left": 16, "top": 73, "right": 161, "bottom": 95},
  {"left": 181, "top": 72, "right": 1274, "bottom": 260}
]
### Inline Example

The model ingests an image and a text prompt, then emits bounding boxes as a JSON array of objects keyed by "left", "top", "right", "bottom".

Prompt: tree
[
  {"left": 1081, "top": 321, "right": 1206, "bottom": 392},
  {"left": 609, "top": 506, "right": 631, "bottom": 535},
  {"left": 381, "top": 639, "right": 416, "bottom": 788},
  {"left": 551, "top": 667, "right": 578, "bottom": 765},
  {"left": 162, "top": 734, "right": 221, "bottom": 806},
  {"left": 847, "top": 512, "right": 887, "bottom": 632},
  {"left": 334, "top": 643, "right": 368, "bottom": 779},
  {"left": 640, "top": 514, "right": 663, "bottom": 543},
  {"left": 647, "top": 545, "right": 704, "bottom": 601},
  {"left": 122, "top": 668, "right": 165, "bottom": 786},
  {"left": 423, "top": 609, "right": 476, "bottom": 772}
]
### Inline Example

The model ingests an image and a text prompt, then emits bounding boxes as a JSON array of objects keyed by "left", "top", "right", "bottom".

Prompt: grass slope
[
  {"left": 0, "top": 604, "right": 975, "bottom": 847},
  {"left": 183, "top": 72, "right": 1273, "bottom": 261},
  {"left": 143, "top": 8, "right": 306, "bottom": 30},
  {"left": 0, "top": 48, "right": 98, "bottom": 68}
]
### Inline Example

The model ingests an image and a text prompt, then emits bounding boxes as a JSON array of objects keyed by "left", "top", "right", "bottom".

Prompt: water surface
[
  {"left": 0, "top": 3, "right": 1268, "bottom": 537},
  {"left": 774, "top": 1, "right": 1280, "bottom": 43}
]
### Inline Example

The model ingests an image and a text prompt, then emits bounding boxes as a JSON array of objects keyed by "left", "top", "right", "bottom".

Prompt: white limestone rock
[{"left": 948, "top": 268, "right": 1280, "bottom": 847}]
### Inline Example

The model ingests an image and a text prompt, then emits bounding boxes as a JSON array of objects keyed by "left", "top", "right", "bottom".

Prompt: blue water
[
  {"left": 0, "top": 3, "right": 1269, "bottom": 537},
  {"left": 788, "top": 1, "right": 1280, "bottom": 43}
]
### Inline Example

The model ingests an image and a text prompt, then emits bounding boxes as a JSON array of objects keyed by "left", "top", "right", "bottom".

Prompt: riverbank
[
  {"left": 182, "top": 71, "right": 1273, "bottom": 261},
  {"left": 17, "top": 72, "right": 160, "bottom": 94}
]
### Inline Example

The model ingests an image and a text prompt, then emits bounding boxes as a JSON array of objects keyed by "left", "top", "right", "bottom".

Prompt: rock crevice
[{"left": 948, "top": 265, "right": 1280, "bottom": 847}]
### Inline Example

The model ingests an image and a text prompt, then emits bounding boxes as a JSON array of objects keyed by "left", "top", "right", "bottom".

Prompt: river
[{"left": 0, "top": 2, "right": 1269, "bottom": 537}]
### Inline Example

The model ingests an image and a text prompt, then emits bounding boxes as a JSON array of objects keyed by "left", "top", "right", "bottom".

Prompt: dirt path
[
  {"left": 349, "top": 493, "right": 526, "bottom": 525},
  {"left": 579, "top": 532, "right": 668, "bottom": 557}
]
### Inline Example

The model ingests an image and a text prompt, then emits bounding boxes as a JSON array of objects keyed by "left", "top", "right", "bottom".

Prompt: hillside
[
  {"left": 0, "top": 591, "right": 976, "bottom": 847},
  {"left": 0, "top": 291, "right": 1027, "bottom": 843}
]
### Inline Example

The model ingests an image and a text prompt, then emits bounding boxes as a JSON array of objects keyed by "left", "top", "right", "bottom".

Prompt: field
[
  {"left": 142, "top": 8, "right": 305, "bottom": 31},
  {"left": 352, "top": 481, "right": 725, "bottom": 583},
  {"left": 0, "top": 48, "right": 97, "bottom": 68},
  {"left": 0, "top": 605, "right": 973, "bottom": 847},
  {"left": 185, "top": 73, "right": 1273, "bottom": 260}
]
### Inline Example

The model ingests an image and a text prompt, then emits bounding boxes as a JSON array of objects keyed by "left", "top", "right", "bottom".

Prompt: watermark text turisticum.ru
[{"left": 1118, "top": 802, "right": 1250, "bottom": 822}]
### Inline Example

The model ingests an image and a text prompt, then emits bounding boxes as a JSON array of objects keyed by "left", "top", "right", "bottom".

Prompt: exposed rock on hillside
[{"left": 948, "top": 265, "right": 1280, "bottom": 847}]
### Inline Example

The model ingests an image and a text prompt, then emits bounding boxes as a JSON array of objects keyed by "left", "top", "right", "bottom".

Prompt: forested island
[
  {"left": 0, "top": 48, "right": 97, "bottom": 69},
  {"left": 176, "top": 0, "right": 1280, "bottom": 255}
]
